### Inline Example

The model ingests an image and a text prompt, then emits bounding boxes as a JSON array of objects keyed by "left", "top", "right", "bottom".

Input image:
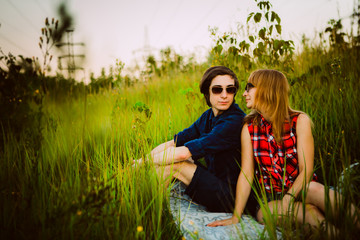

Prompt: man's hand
[
  {"left": 206, "top": 216, "right": 239, "bottom": 227},
  {"left": 132, "top": 158, "right": 143, "bottom": 167},
  {"left": 132, "top": 155, "right": 150, "bottom": 167}
]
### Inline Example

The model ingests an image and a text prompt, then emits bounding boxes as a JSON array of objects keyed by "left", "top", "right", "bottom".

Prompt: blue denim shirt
[{"left": 174, "top": 103, "right": 245, "bottom": 187}]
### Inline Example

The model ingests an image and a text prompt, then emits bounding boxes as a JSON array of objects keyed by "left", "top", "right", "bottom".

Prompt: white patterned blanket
[{"left": 169, "top": 182, "right": 282, "bottom": 240}]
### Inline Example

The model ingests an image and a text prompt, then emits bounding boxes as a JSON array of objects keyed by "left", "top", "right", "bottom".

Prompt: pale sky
[{"left": 0, "top": 0, "right": 356, "bottom": 79}]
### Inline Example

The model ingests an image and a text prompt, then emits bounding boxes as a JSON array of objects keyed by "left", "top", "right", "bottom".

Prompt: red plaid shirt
[{"left": 248, "top": 114, "right": 316, "bottom": 193}]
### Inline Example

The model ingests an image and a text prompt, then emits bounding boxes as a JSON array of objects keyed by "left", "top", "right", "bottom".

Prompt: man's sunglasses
[
  {"left": 245, "top": 82, "right": 255, "bottom": 92},
  {"left": 211, "top": 86, "right": 237, "bottom": 95}
]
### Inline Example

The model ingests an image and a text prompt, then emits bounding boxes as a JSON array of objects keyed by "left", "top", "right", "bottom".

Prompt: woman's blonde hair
[{"left": 244, "top": 69, "right": 300, "bottom": 142}]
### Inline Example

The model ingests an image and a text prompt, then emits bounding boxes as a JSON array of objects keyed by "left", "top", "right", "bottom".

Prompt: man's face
[{"left": 209, "top": 75, "right": 236, "bottom": 116}]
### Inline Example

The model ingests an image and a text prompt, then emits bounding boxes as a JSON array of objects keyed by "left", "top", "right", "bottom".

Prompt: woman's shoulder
[
  {"left": 296, "top": 113, "right": 311, "bottom": 122},
  {"left": 295, "top": 113, "right": 312, "bottom": 130},
  {"left": 290, "top": 111, "right": 310, "bottom": 123}
]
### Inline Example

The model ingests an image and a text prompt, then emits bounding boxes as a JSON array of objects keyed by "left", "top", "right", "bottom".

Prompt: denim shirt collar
[{"left": 209, "top": 102, "right": 237, "bottom": 127}]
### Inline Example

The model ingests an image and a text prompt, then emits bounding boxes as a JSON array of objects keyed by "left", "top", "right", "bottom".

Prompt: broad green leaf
[
  {"left": 258, "top": 42, "right": 265, "bottom": 51},
  {"left": 275, "top": 24, "right": 282, "bottom": 34},
  {"left": 275, "top": 14, "right": 281, "bottom": 24},
  {"left": 247, "top": 12, "right": 254, "bottom": 23},
  {"left": 249, "top": 36, "right": 255, "bottom": 43},
  {"left": 271, "top": 11, "right": 276, "bottom": 22},
  {"left": 258, "top": 28, "right": 266, "bottom": 40},
  {"left": 273, "top": 40, "right": 279, "bottom": 50},
  {"left": 254, "top": 12, "right": 262, "bottom": 23}
]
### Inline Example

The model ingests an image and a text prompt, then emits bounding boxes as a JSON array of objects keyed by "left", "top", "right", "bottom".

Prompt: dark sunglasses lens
[
  {"left": 245, "top": 83, "right": 254, "bottom": 91},
  {"left": 211, "top": 87, "right": 223, "bottom": 94},
  {"left": 226, "top": 87, "right": 237, "bottom": 94}
]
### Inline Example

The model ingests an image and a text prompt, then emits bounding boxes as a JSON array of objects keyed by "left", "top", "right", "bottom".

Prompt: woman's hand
[
  {"left": 206, "top": 216, "right": 239, "bottom": 227},
  {"left": 279, "top": 194, "right": 294, "bottom": 214}
]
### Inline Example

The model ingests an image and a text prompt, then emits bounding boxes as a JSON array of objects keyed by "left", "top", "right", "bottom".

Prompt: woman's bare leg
[
  {"left": 305, "top": 182, "right": 360, "bottom": 228},
  {"left": 257, "top": 201, "right": 338, "bottom": 236}
]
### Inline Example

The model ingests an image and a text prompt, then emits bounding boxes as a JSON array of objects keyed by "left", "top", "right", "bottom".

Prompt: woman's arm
[
  {"left": 281, "top": 114, "right": 315, "bottom": 207},
  {"left": 207, "top": 124, "right": 255, "bottom": 227}
]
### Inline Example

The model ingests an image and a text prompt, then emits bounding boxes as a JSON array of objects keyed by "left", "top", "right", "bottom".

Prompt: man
[{"left": 135, "top": 66, "right": 246, "bottom": 212}]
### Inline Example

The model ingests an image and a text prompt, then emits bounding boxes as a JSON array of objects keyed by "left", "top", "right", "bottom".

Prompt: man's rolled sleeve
[
  {"left": 174, "top": 121, "right": 200, "bottom": 147},
  {"left": 184, "top": 113, "right": 244, "bottom": 159},
  {"left": 184, "top": 138, "right": 206, "bottom": 158}
]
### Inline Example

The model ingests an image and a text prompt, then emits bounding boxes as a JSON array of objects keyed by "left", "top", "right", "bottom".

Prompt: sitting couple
[{"left": 134, "top": 66, "right": 359, "bottom": 233}]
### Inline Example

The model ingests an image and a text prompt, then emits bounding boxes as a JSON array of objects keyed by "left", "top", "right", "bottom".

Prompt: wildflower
[
  {"left": 194, "top": 230, "right": 198, "bottom": 234},
  {"left": 181, "top": 237, "right": 186, "bottom": 240},
  {"left": 19, "top": 99, "right": 22, "bottom": 102},
  {"left": 76, "top": 210, "right": 82, "bottom": 216},
  {"left": 189, "top": 220, "right": 194, "bottom": 225},
  {"left": 35, "top": 89, "right": 40, "bottom": 94},
  {"left": 137, "top": 226, "right": 143, "bottom": 232}
]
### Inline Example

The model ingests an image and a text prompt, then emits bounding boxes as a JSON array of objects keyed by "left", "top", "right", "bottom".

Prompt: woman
[{"left": 207, "top": 69, "right": 359, "bottom": 233}]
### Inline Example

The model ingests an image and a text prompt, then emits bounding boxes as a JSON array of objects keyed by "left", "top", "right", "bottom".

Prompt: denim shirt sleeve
[
  {"left": 174, "top": 113, "right": 205, "bottom": 147},
  {"left": 174, "top": 122, "right": 200, "bottom": 147},
  {"left": 184, "top": 112, "right": 244, "bottom": 159}
]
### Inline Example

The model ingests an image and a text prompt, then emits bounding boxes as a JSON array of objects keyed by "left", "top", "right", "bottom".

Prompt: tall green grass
[{"left": 1, "top": 43, "right": 359, "bottom": 239}]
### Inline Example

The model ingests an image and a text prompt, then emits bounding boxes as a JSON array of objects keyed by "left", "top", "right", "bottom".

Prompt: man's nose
[{"left": 220, "top": 89, "right": 227, "bottom": 97}]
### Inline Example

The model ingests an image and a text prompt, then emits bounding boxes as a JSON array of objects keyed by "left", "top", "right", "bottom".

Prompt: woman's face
[{"left": 242, "top": 82, "right": 256, "bottom": 109}]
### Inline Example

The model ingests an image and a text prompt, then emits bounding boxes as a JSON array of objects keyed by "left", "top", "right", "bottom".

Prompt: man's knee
[{"left": 159, "top": 161, "right": 197, "bottom": 185}]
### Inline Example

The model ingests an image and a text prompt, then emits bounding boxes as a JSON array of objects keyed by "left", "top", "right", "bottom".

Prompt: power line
[
  {"left": 154, "top": 0, "right": 184, "bottom": 44},
  {"left": 180, "top": 0, "right": 222, "bottom": 44},
  {"left": 0, "top": 17, "right": 35, "bottom": 40},
  {"left": 0, "top": 33, "right": 33, "bottom": 56},
  {"left": 148, "top": 0, "right": 163, "bottom": 27},
  {"left": 5, "top": 0, "right": 41, "bottom": 34},
  {"left": 32, "top": 0, "right": 51, "bottom": 16}
]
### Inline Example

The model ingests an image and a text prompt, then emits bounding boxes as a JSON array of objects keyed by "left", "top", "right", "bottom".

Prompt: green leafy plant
[{"left": 210, "top": 0, "right": 295, "bottom": 72}]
